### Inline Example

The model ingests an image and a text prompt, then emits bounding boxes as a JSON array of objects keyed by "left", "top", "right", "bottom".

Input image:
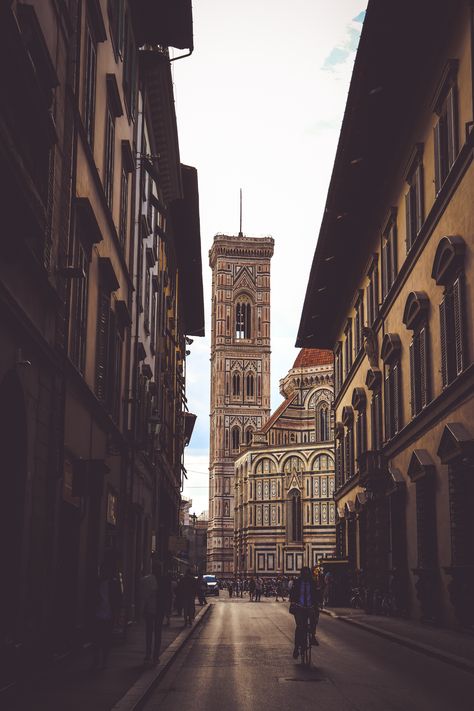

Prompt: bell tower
[{"left": 207, "top": 233, "right": 274, "bottom": 576}]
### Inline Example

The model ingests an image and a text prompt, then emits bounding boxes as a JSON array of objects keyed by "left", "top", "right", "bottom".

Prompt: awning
[
  {"left": 184, "top": 412, "right": 197, "bottom": 446},
  {"left": 170, "top": 165, "right": 205, "bottom": 337},
  {"left": 130, "top": 0, "right": 193, "bottom": 50}
]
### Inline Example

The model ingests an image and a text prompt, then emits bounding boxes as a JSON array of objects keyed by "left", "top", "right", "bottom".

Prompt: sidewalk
[
  {"left": 4, "top": 604, "right": 210, "bottom": 711},
  {"left": 322, "top": 606, "right": 474, "bottom": 674}
]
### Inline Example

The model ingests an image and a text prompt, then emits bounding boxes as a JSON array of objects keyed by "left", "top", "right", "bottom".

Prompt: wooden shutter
[
  {"left": 95, "top": 289, "right": 110, "bottom": 400},
  {"left": 434, "top": 121, "right": 442, "bottom": 194},
  {"left": 405, "top": 191, "right": 412, "bottom": 252},
  {"left": 390, "top": 224, "right": 397, "bottom": 286},
  {"left": 447, "top": 85, "right": 458, "bottom": 169},
  {"left": 374, "top": 265, "right": 379, "bottom": 319},
  {"left": 415, "top": 164, "right": 424, "bottom": 234},
  {"left": 409, "top": 340, "right": 416, "bottom": 417},
  {"left": 384, "top": 370, "right": 391, "bottom": 441},
  {"left": 382, "top": 241, "right": 388, "bottom": 301},
  {"left": 439, "top": 299, "right": 449, "bottom": 387},
  {"left": 393, "top": 363, "right": 401, "bottom": 434},
  {"left": 419, "top": 326, "right": 429, "bottom": 408},
  {"left": 453, "top": 275, "right": 466, "bottom": 375}
]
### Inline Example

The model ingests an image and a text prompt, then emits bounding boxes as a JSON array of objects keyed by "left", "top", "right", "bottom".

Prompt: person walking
[
  {"left": 141, "top": 560, "right": 169, "bottom": 665},
  {"left": 198, "top": 575, "right": 207, "bottom": 606},
  {"left": 249, "top": 577, "right": 256, "bottom": 602},
  {"left": 255, "top": 577, "right": 263, "bottom": 602},
  {"left": 228, "top": 580, "right": 234, "bottom": 598},
  {"left": 91, "top": 550, "right": 123, "bottom": 670},
  {"left": 181, "top": 569, "right": 198, "bottom": 626},
  {"left": 275, "top": 578, "right": 284, "bottom": 602}
]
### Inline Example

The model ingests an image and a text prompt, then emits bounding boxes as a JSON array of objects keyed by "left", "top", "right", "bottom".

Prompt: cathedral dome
[{"left": 292, "top": 348, "right": 333, "bottom": 369}]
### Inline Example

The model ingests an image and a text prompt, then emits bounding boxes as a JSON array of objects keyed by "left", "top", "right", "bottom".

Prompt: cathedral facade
[
  {"left": 207, "top": 233, "right": 274, "bottom": 576},
  {"left": 234, "top": 349, "right": 336, "bottom": 577}
]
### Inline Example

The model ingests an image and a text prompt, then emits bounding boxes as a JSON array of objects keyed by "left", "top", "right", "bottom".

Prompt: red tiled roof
[{"left": 292, "top": 348, "right": 333, "bottom": 368}]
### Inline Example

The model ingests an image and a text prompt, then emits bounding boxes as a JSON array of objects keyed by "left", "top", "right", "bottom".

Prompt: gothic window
[
  {"left": 335, "top": 423, "right": 344, "bottom": 490},
  {"left": 434, "top": 61, "right": 458, "bottom": 195},
  {"left": 432, "top": 237, "right": 468, "bottom": 388},
  {"left": 246, "top": 372, "right": 254, "bottom": 398},
  {"left": 255, "top": 458, "right": 275, "bottom": 475},
  {"left": 283, "top": 456, "right": 304, "bottom": 474},
  {"left": 232, "top": 372, "right": 241, "bottom": 396},
  {"left": 381, "top": 334, "right": 402, "bottom": 441},
  {"left": 405, "top": 145, "right": 424, "bottom": 252},
  {"left": 231, "top": 426, "right": 240, "bottom": 451},
  {"left": 245, "top": 428, "right": 253, "bottom": 445},
  {"left": 288, "top": 490, "right": 302, "bottom": 542},
  {"left": 235, "top": 298, "right": 251, "bottom": 339},
  {"left": 316, "top": 401, "right": 330, "bottom": 442},
  {"left": 403, "top": 292, "right": 431, "bottom": 417},
  {"left": 224, "top": 429, "right": 229, "bottom": 450}
]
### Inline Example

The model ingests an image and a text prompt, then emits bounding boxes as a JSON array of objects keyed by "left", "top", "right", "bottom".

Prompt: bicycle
[{"left": 300, "top": 618, "right": 312, "bottom": 667}]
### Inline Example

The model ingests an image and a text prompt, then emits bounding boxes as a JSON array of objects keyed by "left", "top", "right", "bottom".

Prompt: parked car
[{"left": 203, "top": 574, "right": 219, "bottom": 596}]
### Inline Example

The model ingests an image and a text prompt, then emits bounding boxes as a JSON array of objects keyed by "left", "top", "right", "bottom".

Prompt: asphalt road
[{"left": 143, "top": 597, "right": 473, "bottom": 711}]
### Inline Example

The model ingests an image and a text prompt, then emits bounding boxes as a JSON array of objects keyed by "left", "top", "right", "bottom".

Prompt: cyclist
[{"left": 289, "top": 566, "right": 322, "bottom": 659}]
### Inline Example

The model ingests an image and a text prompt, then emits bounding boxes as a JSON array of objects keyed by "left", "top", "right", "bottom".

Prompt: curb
[
  {"left": 111, "top": 604, "right": 212, "bottom": 711},
  {"left": 321, "top": 609, "right": 474, "bottom": 675}
]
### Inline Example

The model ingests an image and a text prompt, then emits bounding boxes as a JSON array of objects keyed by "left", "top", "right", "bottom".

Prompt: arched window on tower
[
  {"left": 246, "top": 372, "right": 254, "bottom": 398},
  {"left": 232, "top": 426, "right": 240, "bottom": 451},
  {"left": 235, "top": 299, "right": 251, "bottom": 339},
  {"left": 245, "top": 428, "right": 253, "bottom": 445},
  {"left": 232, "top": 372, "right": 241, "bottom": 396}
]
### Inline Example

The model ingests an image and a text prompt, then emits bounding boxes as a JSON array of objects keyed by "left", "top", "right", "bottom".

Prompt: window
[
  {"left": 371, "top": 388, "right": 382, "bottom": 450},
  {"left": 108, "top": 0, "right": 125, "bottom": 56},
  {"left": 104, "top": 105, "right": 115, "bottom": 208},
  {"left": 352, "top": 388, "right": 367, "bottom": 464},
  {"left": 235, "top": 299, "right": 251, "bottom": 339},
  {"left": 232, "top": 372, "right": 241, "bottom": 396},
  {"left": 316, "top": 402, "right": 330, "bottom": 442},
  {"left": 408, "top": 453, "right": 438, "bottom": 572},
  {"left": 334, "top": 342, "right": 343, "bottom": 396},
  {"left": 245, "top": 428, "right": 252, "bottom": 445},
  {"left": 119, "top": 166, "right": 128, "bottom": 246},
  {"left": 123, "top": 17, "right": 137, "bottom": 117},
  {"left": 342, "top": 407, "right": 354, "bottom": 482},
  {"left": 84, "top": 20, "right": 97, "bottom": 147},
  {"left": 403, "top": 292, "right": 431, "bottom": 417},
  {"left": 231, "top": 426, "right": 240, "bottom": 451},
  {"left": 344, "top": 319, "right": 353, "bottom": 377},
  {"left": 382, "top": 210, "right": 398, "bottom": 300},
  {"left": 381, "top": 334, "right": 402, "bottom": 441},
  {"left": 288, "top": 490, "right": 302, "bottom": 542},
  {"left": 95, "top": 286, "right": 110, "bottom": 401},
  {"left": 434, "top": 62, "right": 458, "bottom": 194},
  {"left": 335, "top": 428, "right": 344, "bottom": 490},
  {"left": 366, "top": 257, "right": 379, "bottom": 326},
  {"left": 354, "top": 292, "right": 364, "bottom": 355},
  {"left": 405, "top": 146, "right": 424, "bottom": 251},
  {"left": 246, "top": 372, "right": 254, "bottom": 398},
  {"left": 144, "top": 270, "right": 151, "bottom": 334},
  {"left": 70, "top": 241, "right": 90, "bottom": 372},
  {"left": 432, "top": 236, "right": 468, "bottom": 388}
]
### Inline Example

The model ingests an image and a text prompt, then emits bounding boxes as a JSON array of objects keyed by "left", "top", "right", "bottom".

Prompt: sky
[{"left": 172, "top": 0, "right": 367, "bottom": 516}]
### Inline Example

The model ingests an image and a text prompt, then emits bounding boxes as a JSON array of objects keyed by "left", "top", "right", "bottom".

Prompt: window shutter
[
  {"left": 393, "top": 364, "right": 400, "bottom": 434},
  {"left": 447, "top": 85, "right": 458, "bottom": 169},
  {"left": 434, "top": 122, "right": 442, "bottom": 194},
  {"left": 453, "top": 275, "right": 466, "bottom": 376},
  {"left": 439, "top": 299, "right": 448, "bottom": 387},
  {"left": 415, "top": 164, "right": 424, "bottom": 233},
  {"left": 382, "top": 241, "right": 388, "bottom": 301},
  {"left": 390, "top": 225, "right": 397, "bottom": 285},
  {"left": 384, "top": 371, "right": 391, "bottom": 440},
  {"left": 95, "top": 289, "right": 110, "bottom": 400},
  {"left": 409, "top": 340, "right": 416, "bottom": 417},
  {"left": 419, "top": 326, "right": 429, "bottom": 408},
  {"left": 405, "top": 191, "right": 412, "bottom": 252}
]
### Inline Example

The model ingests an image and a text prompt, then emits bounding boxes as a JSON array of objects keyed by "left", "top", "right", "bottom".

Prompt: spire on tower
[{"left": 238, "top": 188, "right": 243, "bottom": 237}]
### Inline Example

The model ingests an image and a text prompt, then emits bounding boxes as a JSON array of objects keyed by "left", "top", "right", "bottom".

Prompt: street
[{"left": 143, "top": 597, "right": 473, "bottom": 711}]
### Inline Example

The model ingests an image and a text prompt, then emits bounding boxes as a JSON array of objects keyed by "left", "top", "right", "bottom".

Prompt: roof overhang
[
  {"left": 130, "top": 0, "right": 193, "bottom": 50},
  {"left": 296, "top": 0, "right": 460, "bottom": 350},
  {"left": 170, "top": 165, "right": 205, "bottom": 337}
]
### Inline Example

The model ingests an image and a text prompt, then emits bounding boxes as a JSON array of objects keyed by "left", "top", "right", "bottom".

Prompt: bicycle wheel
[{"left": 301, "top": 628, "right": 312, "bottom": 667}]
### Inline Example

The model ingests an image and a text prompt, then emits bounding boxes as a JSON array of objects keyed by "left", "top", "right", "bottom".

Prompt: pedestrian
[
  {"left": 255, "top": 577, "right": 263, "bottom": 602},
  {"left": 141, "top": 559, "right": 169, "bottom": 665},
  {"left": 181, "top": 569, "right": 198, "bottom": 626},
  {"left": 198, "top": 575, "right": 207, "bottom": 606},
  {"left": 275, "top": 578, "right": 284, "bottom": 602},
  {"left": 228, "top": 580, "right": 234, "bottom": 598},
  {"left": 249, "top": 577, "right": 256, "bottom": 602},
  {"left": 175, "top": 575, "right": 184, "bottom": 617},
  {"left": 91, "top": 549, "right": 123, "bottom": 671}
]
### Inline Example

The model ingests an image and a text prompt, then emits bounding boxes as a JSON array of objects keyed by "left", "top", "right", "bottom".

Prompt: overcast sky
[{"left": 172, "top": 0, "right": 367, "bottom": 515}]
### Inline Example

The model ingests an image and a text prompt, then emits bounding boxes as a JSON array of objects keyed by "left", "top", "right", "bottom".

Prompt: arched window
[
  {"left": 288, "top": 490, "right": 302, "bottom": 542},
  {"left": 231, "top": 426, "right": 240, "bottom": 451},
  {"left": 232, "top": 372, "right": 241, "bottom": 396},
  {"left": 235, "top": 299, "right": 251, "bottom": 339},
  {"left": 245, "top": 428, "right": 253, "bottom": 445},
  {"left": 284, "top": 456, "right": 304, "bottom": 474},
  {"left": 316, "top": 402, "right": 330, "bottom": 442},
  {"left": 246, "top": 373, "right": 254, "bottom": 397}
]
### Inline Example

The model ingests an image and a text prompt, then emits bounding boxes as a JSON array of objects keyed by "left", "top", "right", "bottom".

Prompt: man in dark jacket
[
  {"left": 289, "top": 566, "right": 322, "bottom": 658},
  {"left": 181, "top": 569, "right": 198, "bottom": 626}
]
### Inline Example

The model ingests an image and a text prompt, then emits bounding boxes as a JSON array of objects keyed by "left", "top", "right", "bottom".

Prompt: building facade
[
  {"left": 234, "top": 349, "right": 336, "bottom": 578},
  {"left": 0, "top": 0, "right": 204, "bottom": 686},
  {"left": 208, "top": 233, "right": 274, "bottom": 576},
  {"left": 298, "top": 0, "right": 474, "bottom": 629}
]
